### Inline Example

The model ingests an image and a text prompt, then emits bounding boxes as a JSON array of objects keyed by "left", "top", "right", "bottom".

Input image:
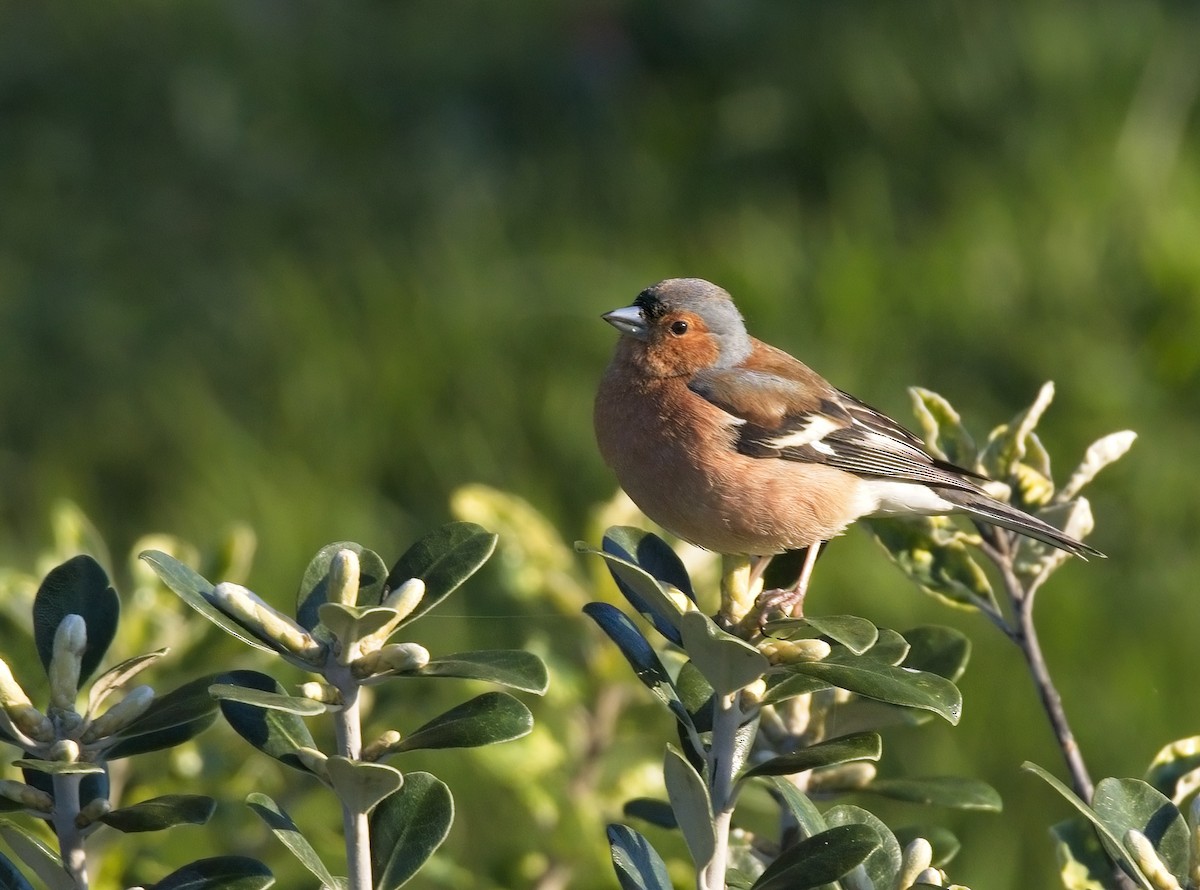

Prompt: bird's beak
[{"left": 602, "top": 305, "right": 649, "bottom": 340}]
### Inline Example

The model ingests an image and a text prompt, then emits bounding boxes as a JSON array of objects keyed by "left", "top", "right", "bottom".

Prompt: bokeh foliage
[{"left": 1, "top": 1, "right": 1198, "bottom": 886}]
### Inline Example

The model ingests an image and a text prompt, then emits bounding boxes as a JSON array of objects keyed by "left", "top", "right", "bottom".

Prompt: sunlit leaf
[
  {"left": 900, "top": 626, "right": 971, "bottom": 682},
  {"left": 764, "top": 615, "right": 878, "bottom": 655},
  {"left": 386, "top": 522, "right": 497, "bottom": 625},
  {"left": 370, "top": 774, "right": 453, "bottom": 890},
  {"left": 408, "top": 650, "right": 548, "bottom": 694},
  {"left": 0, "top": 822, "right": 74, "bottom": 890},
  {"left": 296, "top": 542, "right": 389, "bottom": 630},
  {"left": 825, "top": 805, "right": 903, "bottom": 890},
  {"left": 209, "top": 684, "right": 327, "bottom": 716},
  {"left": 663, "top": 746, "right": 714, "bottom": 869},
  {"left": 102, "top": 674, "right": 222, "bottom": 760},
  {"left": 33, "top": 555, "right": 119, "bottom": 685},
  {"left": 1145, "top": 737, "right": 1200, "bottom": 801},
  {"left": 751, "top": 824, "right": 880, "bottom": 890},
  {"left": 150, "top": 856, "right": 274, "bottom": 889},
  {"left": 763, "top": 777, "right": 828, "bottom": 837},
  {"left": 1058, "top": 430, "right": 1138, "bottom": 502},
  {"left": 578, "top": 542, "right": 685, "bottom": 645},
  {"left": 87, "top": 649, "right": 168, "bottom": 715},
  {"left": 740, "top": 732, "right": 881, "bottom": 780},
  {"left": 1092, "top": 777, "right": 1189, "bottom": 884},
  {"left": 326, "top": 757, "right": 403, "bottom": 815},
  {"left": 245, "top": 793, "right": 337, "bottom": 889},
  {"left": 783, "top": 658, "right": 962, "bottom": 724},
  {"left": 863, "top": 776, "right": 1001, "bottom": 810},
  {"left": 864, "top": 519, "right": 994, "bottom": 609},
  {"left": 608, "top": 824, "right": 673, "bottom": 890},
  {"left": 391, "top": 692, "right": 532, "bottom": 752},
  {"left": 909, "top": 387, "right": 978, "bottom": 470},
  {"left": 216, "top": 671, "right": 319, "bottom": 776},
  {"left": 602, "top": 527, "right": 695, "bottom": 600},
  {"left": 679, "top": 610, "right": 768, "bottom": 697}
]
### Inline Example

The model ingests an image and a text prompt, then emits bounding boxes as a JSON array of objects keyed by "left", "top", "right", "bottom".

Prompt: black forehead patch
[{"left": 633, "top": 288, "right": 669, "bottom": 320}]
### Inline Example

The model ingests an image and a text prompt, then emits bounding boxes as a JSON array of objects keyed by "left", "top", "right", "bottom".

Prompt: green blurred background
[{"left": 2, "top": 0, "right": 1199, "bottom": 886}]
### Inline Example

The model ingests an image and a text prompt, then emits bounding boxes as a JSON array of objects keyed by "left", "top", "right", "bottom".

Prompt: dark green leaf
[
  {"left": 370, "top": 773, "right": 453, "bottom": 890},
  {"left": 608, "top": 824, "right": 673, "bottom": 890},
  {"left": 765, "top": 615, "right": 878, "bottom": 654},
  {"left": 0, "top": 850, "right": 36, "bottom": 890},
  {"left": 763, "top": 778, "right": 828, "bottom": 838},
  {"left": 826, "top": 805, "right": 902, "bottom": 889},
  {"left": 584, "top": 603, "right": 692, "bottom": 729},
  {"left": 209, "top": 685, "right": 327, "bottom": 716},
  {"left": 602, "top": 527, "right": 695, "bottom": 600},
  {"left": 0, "top": 822, "right": 74, "bottom": 890},
  {"left": 100, "top": 795, "right": 215, "bottom": 833},
  {"left": 140, "top": 551, "right": 276, "bottom": 654},
  {"left": 622, "top": 798, "right": 676, "bottom": 830},
  {"left": 579, "top": 543, "right": 684, "bottom": 646},
  {"left": 759, "top": 673, "right": 830, "bottom": 706},
  {"left": 326, "top": 757, "right": 403, "bottom": 815},
  {"left": 859, "top": 628, "right": 910, "bottom": 665},
  {"left": 1050, "top": 818, "right": 1115, "bottom": 890},
  {"left": 386, "top": 522, "right": 497, "bottom": 624},
  {"left": 393, "top": 692, "right": 532, "bottom": 753},
  {"left": 103, "top": 674, "right": 222, "bottom": 760},
  {"left": 246, "top": 793, "right": 337, "bottom": 889},
  {"left": 149, "top": 856, "right": 274, "bottom": 890},
  {"left": 751, "top": 824, "right": 880, "bottom": 890},
  {"left": 1092, "top": 777, "right": 1189, "bottom": 883},
  {"left": 663, "top": 746, "right": 714, "bottom": 869},
  {"left": 33, "top": 555, "right": 119, "bottom": 685},
  {"left": 296, "top": 542, "right": 390, "bottom": 630},
  {"left": 740, "top": 732, "right": 881, "bottom": 780},
  {"left": 900, "top": 626, "right": 971, "bottom": 682},
  {"left": 216, "top": 671, "right": 319, "bottom": 776},
  {"left": 784, "top": 659, "right": 961, "bottom": 724},
  {"left": 675, "top": 661, "right": 714, "bottom": 732},
  {"left": 87, "top": 649, "right": 168, "bottom": 715},
  {"left": 409, "top": 650, "right": 548, "bottom": 694},
  {"left": 679, "top": 610, "right": 768, "bottom": 697},
  {"left": 864, "top": 776, "right": 1001, "bottom": 811}
]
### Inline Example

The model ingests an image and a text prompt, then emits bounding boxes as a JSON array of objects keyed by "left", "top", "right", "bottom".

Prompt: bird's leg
[{"left": 753, "top": 542, "right": 823, "bottom": 623}]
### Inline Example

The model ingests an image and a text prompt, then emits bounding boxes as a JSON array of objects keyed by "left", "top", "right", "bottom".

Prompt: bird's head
[{"left": 602, "top": 278, "right": 752, "bottom": 377}]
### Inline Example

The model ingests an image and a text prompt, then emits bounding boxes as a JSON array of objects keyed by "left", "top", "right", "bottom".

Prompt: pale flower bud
[
  {"left": 82, "top": 686, "right": 155, "bottom": 743},
  {"left": 295, "top": 746, "right": 329, "bottom": 779},
  {"left": 0, "top": 658, "right": 33, "bottom": 710},
  {"left": 328, "top": 550, "right": 361, "bottom": 608},
  {"left": 377, "top": 642, "right": 430, "bottom": 673},
  {"left": 382, "top": 578, "right": 426, "bottom": 621},
  {"left": 0, "top": 779, "right": 53, "bottom": 814},
  {"left": 212, "top": 583, "right": 324, "bottom": 661},
  {"left": 362, "top": 730, "right": 402, "bottom": 762},
  {"left": 912, "top": 867, "right": 944, "bottom": 887},
  {"left": 50, "top": 739, "right": 81, "bottom": 762},
  {"left": 1125, "top": 829, "right": 1182, "bottom": 890},
  {"left": 49, "top": 615, "right": 87, "bottom": 711},
  {"left": 299, "top": 682, "right": 342, "bottom": 705},
  {"left": 759, "top": 637, "right": 831, "bottom": 665},
  {"left": 898, "top": 837, "right": 934, "bottom": 888},
  {"left": 7, "top": 705, "right": 56, "bottom": 743},
  {"left": 75, "top": 798, "right": 112, "bottom": 829}
]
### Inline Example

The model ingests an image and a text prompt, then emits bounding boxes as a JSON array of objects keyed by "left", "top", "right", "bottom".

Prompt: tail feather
[{"left": 941, "top": 489, "right": 1104, "bottom": 559}]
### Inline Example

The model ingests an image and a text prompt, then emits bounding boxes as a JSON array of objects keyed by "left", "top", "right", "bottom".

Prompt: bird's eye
[{"left": 669, "top": 320, "right": 689, "bottom": 336}]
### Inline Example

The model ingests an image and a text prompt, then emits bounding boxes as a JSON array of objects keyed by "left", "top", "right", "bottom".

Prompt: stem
[
  {"left": 50, "top": 772, "right": 88, "bottom": 889},
  {"left": 333, "top": 685, "right": 372, "bottom": 890},
  {"left": 702, "top": 691, "right": 741, "bottom": 890}
]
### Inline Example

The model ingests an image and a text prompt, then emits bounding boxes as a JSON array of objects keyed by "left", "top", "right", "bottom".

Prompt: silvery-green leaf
[{"left": 1058, "top": 430, "right": 1138, "bottom": 502}]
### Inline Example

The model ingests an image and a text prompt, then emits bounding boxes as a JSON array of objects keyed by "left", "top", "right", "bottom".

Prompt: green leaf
[
  {"left": 13, "top": 760, "right": 105, "bottom": 776},
  {"left": 392, "top": 692, "right": 532, "bottom": 753},
  {"left": 784, "top": 658, "right": 962, "bottom": 724},
  {"left": 386, "top": 522, "right": 497, "bottom": 624},
  {"left": 981, "top": 382, "right": 1056, "bottom": 481},
  {"left": 100, "top": 795, "right": 216, "bottom": 833},
  {"left": 825, "top": 805, "right": 903, "bottom": 890},
  {"left": 296, "top": 542, "right": 390, "bottom": 630},
  {"left": 0, "top": 850, "right": 36, "bottom": 890},
  {"left": 579, "top": 543, "right": 685, "bottom": 646},
  {"left": 739, "top": 732, "right": 881, "bottom": 780},
  {"left": 865, "top": 776, "right": 1001, "bottom": 811},
  {"left": 87, "top": 649, "right": 169, "bottom": 715},
  {"left": 245, "top": 793, "right": 338, "bottom": 889},
  {"left": 751, "top": 823, "right": 880, "bottom": 890},
  {"left": 140, "top": 551, "right": 276, "bottom": 654},
  {"left": 1051, "top": 817, "right": 1118, "bottom": 890},
  {"left": 370, "top": 773, "right": 453, "bottom": 890},
  {"left": 859, "top": 627, "right": 910, "bottom": 666},
  {"left": 679, "top": 610, "right": 768, "bottom": 696},
  {"left": 864, "top": 518, "right": 994, "bottom": 609},
  {"left": 217, "top": 671, "right": 319, "bottom": 776},
  {"left": 1144, "top": 737, "right": 1200, "bottom": 800},
  {"left": 775, "top": 615, "right": 880, "bottom": 654},
  {"left": 102, "top": 674, "right": 222, "bottom": 760},
  {"left": 209, "top": 684, "right": 327, "bottom": 716},
  {"left": 607, "top": 824, "right": 673, "bottom": 890},
  {"left": 675, "top": 660, "right": 715, "bottom": 732},
  {"left": 909, "top": 387, "right": 978, "bottom": 469},
  {"left": 584, "top": 603, "right": 693, "bottom": 730},
  {"left": 1059, "top": 430, "right": 1138, "bottom": 502},
  {"left": 622, "top": 798, "right": 676, "bottom": 830},
  {"left": 1092, "top": 777, "right": 1189, "bottom": 883},
  {"left": 602, "top": 527, "right": 695, "bottom": 598},
  {"left": 759, "top": 673, "right": 830, "bottom": 706},
  {"left": 0, "top": 821, "right": 74, "bottom": 890},
  {"left": 316, "top": 603, "right": 401, "bottom": 649},
  {"left": 326, "top": 757, "right": 404, "bottom": 815},
  {"left": 763, "top": 777, "right": 828, "bottom": 838},
  {"left": 149, "top": 856, "right": 274, "bottom": 890},
  {"left": 33, "top": 554, "right": 119, "bottom": 685},
  {"left": 663, "top": 746, "right": 714, "bottom": 870},
  {"left": 408, "top": 650, "right": 548, "bottom": 694},
  {"left": 900, "top": 626, "right": 971, "bottom": 682}
]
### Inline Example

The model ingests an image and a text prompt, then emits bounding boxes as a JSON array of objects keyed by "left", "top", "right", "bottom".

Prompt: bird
[{"left": 593, "top": 277, "right": 1101, "bottom": 613}]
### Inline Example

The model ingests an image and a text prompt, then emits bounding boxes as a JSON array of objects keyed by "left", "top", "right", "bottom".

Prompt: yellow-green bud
[
  {"left": 328, "top": 549, "right": 361, "bottom": 608},
  {"left": 299, "top": 682, "right": 342, "bottom": 705},
  {"left": 82, "top": 686, "right": 155, "bottom": 743},
  {"left": 75, "top": 798, "right": 112, "bottom": 829},
  {"left": 49, "top": 615, "right": 87, "bottom": 711},
  {"left": 759, "top": 637, "right": 831, "bottom": 665},
  {"left": 212, "top": 583, "right": 324, "bottom": 661},
  {"left": 1125, "top": 829, "right": 1182, "bottom": 890},
  {"left": 362, "top": 730, "right": 402, "bottom": 762},
  {"left": 377, "top": 642, "right": 430, "bottom": 673},
  {"left": 50, "top": 739, "right": 81, "bottom": 762},
  {"left": 0, "top": 779, "right": 53, "bottom": 814},
  {"left": 807, "top": 761, "right": 876, "bottom": 792},
  {"left": 0, "top": 658, "right": 32, "bottom": 710},
  {"left": 7, "top": 705, "right": 55, "bottom": 743},
  {"left": 897, "top": 837, "right": 934, "bottom": 888}
]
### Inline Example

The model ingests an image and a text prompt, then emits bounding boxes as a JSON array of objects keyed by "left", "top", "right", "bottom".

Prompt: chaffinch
[{"left": 594, "top": 277, "right": 1100, "bottom": 607}]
